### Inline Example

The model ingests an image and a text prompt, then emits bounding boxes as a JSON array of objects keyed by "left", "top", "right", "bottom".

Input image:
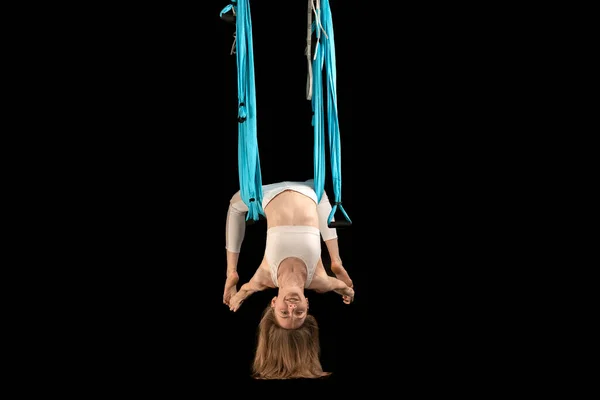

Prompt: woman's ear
[{"left": 270, "top": 296, "right": 277, "bottom": 308}]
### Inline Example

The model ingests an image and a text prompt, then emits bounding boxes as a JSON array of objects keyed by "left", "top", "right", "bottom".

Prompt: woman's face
[{"left": 271, "top": 289, "right": 309, "bottom": 329}]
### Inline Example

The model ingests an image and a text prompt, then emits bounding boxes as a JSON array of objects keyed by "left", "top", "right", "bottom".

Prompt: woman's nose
[{"left": 288, "top": 304, "right": 296, "bottom": 309}]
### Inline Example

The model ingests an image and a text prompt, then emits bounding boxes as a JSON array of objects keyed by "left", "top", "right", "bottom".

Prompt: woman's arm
[
  {"left": 225, "top": 191, "right": 248, "bottom": 276},
  {"left": 223, "top": 253, "right": 240, "bottom": 306},
  {"left": 315, "top": 191, "right": 353, "bottom": 280},
  {"left": 323, "top": 238, "right": 354, "bottom": 288},
  {"left": 323, "top": 238, "right": 342, "bottom": 267},
  {"left": 223, "top": 191, "right": 248, "bottom": 306},
  {"left": 315, "top": 190, "right": 338, "bottom": 244}
]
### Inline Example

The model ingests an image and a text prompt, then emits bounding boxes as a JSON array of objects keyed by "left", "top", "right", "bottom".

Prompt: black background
[
  {"left": 45, "top": 0, "right": 516, "bottom": 393},
  {"left": 78, "top": 0, "right": 371, "bottom": 392}
]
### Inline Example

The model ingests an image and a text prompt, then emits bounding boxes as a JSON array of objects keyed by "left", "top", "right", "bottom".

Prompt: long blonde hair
[{"left": 251, "top": 306, "right": 331, "bottom": 380}]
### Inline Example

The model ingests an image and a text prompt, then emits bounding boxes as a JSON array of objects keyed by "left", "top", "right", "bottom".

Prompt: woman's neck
[{"left": 277, "top": 257, "right": 307, "bottom": 288}]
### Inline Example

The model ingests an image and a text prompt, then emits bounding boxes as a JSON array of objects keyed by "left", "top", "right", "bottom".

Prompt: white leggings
[{"left": 225, "top": 180, "right": 338, "bottom": 253}]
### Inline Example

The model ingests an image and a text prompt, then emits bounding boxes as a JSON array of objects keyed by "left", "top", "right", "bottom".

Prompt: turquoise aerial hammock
[
  {"left": 220, "top": 0, "right": 351, "bottom": 228},
  {"left": 307, "top": 0, "right": 351, "bottom": 228},
  {"left": 220, "top": 0, "right": 264, "bottom": 224}
]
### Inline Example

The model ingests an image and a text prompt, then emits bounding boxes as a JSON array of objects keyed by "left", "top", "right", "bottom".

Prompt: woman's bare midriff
[{"left": 264, "top": 190, "right": 319, "bottom": 229}]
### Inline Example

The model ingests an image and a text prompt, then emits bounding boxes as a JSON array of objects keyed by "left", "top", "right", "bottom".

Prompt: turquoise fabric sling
[{"left": 221, "top": 0, "right": 351, "bottom": 227}]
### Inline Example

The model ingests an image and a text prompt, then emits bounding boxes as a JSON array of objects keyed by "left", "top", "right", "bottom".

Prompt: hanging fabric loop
[
  {"left": 309, "top": 0, "right": 351, "bottom": 227},
  {"left": 220, "top": 0, "right": 265, "bottom": 223}
]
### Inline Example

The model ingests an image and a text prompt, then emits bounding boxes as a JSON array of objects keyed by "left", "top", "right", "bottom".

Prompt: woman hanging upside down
[{"left": 223, "top": 178, "right": 354, "bottom": 379}]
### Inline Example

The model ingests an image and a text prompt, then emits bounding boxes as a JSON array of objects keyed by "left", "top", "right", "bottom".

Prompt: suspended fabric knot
[
  {"left": 238, "top": 102, "right": 247, "bottom": 123},
  {"left": 245, "top": 196, "right": 265, "bottom": 223}
]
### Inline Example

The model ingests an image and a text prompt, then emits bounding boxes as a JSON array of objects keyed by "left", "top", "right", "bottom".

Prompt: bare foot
[
  {"left": 331, "top": 261, "right": 353, "bottom": 288},
  {"left": 229, "top": 292, "right": 245, "bottom": 312},
  {"left": 223, "top": 272, "right": 239, "bottom": 306},
  {"left": 342, "top": 287, "right": 354, "bottom": 304},
  {"left": 334, "top": 285, "right": 354, "bottom": 304}
]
